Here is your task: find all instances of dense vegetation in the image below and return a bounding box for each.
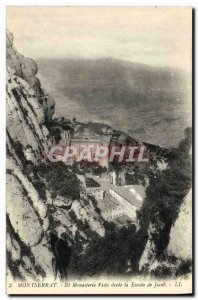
[32,162,80,200]
[68,222,141,276]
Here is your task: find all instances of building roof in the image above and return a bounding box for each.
[125,185,146,201]
[110,184,145,208]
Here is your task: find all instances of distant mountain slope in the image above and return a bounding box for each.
[37,58,191,148]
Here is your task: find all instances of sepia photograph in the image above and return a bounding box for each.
[6,6,192,294]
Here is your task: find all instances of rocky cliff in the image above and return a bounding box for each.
[6,30,105,281]
[138,189,192,277]
[168,188,192,260]
[6,29,55,123]
[6,66,49,163]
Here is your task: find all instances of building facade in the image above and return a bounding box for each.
[86,186,104,201]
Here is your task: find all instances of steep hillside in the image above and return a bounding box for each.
[6,31,105,281]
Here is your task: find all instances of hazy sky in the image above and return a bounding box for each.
[7,7,192,72]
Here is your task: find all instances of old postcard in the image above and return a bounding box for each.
[6,6,193,295]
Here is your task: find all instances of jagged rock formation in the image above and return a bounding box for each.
[6,29,55,122]
[139,189,192,277]
[139,223,158,272]
[6,157,54,280]
[6,29,56,279]
[167,188,192,260]
[51,198,105,240]
[6,30,105,281]
[6,66,49,163]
